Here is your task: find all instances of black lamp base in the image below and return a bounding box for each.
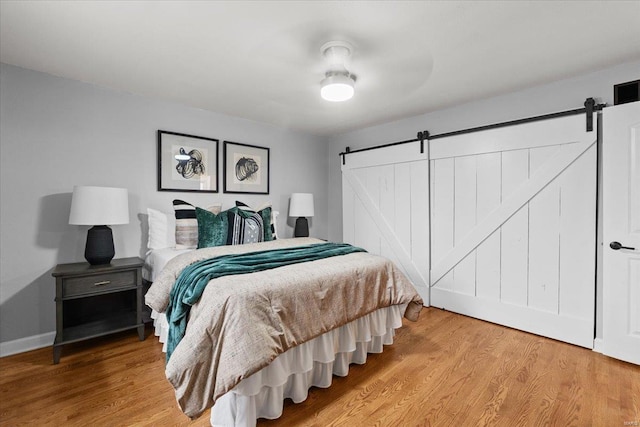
[294,217,309,238]
[85,225,115,265]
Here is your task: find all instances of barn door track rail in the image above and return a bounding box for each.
[340,97,605,165]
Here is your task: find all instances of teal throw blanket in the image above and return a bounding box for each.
[166,242,366,361]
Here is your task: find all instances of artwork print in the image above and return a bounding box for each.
[233,153,262,185]
[157,130,219,193]
[173,145,207,181]
[224,141,269,194]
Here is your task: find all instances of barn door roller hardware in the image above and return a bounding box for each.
[428,97,605,141]
[417,130,430,154]
[341,147,351,165]
[584,97,597,132]
[339,98,604,165]
[339,136,421,165]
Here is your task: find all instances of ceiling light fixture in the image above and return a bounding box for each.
[320,41,355,102]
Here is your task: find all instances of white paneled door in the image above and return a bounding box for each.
[342,113,598,348]
[342,141,430,304]
[342,115,597,348]
[603,101,640,365]
[430,114,597,348]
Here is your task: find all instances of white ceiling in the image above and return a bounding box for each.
[1,1,639,136]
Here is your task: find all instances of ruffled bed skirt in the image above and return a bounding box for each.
[151,303,407,427]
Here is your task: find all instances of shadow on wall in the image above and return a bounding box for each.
[0,193,83,343]
[0,270,56,344]
[36,192,85,261]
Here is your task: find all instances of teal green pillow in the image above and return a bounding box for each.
[196,207,229,248]
[258,206,273,241]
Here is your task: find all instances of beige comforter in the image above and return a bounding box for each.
[146,237,423,418]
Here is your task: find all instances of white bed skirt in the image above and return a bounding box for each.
[151,303,407,427]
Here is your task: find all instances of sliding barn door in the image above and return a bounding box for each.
[342,142,430,304]
[430,114,597,348]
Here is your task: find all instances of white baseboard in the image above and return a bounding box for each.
[592,337,604,353]
[0,331,55,358]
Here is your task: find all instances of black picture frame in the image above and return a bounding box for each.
[223,141,270,194]
[157,130,219,193]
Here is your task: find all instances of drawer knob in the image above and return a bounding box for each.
[94,280,111,286]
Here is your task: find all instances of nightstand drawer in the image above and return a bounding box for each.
[63,271,136,297]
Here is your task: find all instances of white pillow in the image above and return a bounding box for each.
[271,210,279,239]
[147,208,176,250]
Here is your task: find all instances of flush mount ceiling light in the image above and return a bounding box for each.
[321,73,355,102]
[320,41,355,102]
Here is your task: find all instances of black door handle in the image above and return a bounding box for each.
[610,241,635,250]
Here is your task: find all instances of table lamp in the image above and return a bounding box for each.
[289,193,314,237]
[69,186,129,265]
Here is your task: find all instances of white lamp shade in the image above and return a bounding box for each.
[289,193,314,217]
[69,186,130,225]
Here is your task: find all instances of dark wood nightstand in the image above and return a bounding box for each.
[51,257,145,364]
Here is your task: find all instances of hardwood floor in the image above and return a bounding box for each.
[1,307,638,426]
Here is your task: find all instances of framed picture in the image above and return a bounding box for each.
[157,130,219,193]
[223,141,270,194]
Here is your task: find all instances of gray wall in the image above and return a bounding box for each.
[2,59,638,352]
[0,63,328,348]
[327,59,640,339]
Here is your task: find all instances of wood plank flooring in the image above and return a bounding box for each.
[1,307,638,426]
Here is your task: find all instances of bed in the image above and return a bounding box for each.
[144,230,422,426]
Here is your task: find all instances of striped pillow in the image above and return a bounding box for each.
[235,201,277,240]
[226,208,264,245]
[173,199,222,249]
